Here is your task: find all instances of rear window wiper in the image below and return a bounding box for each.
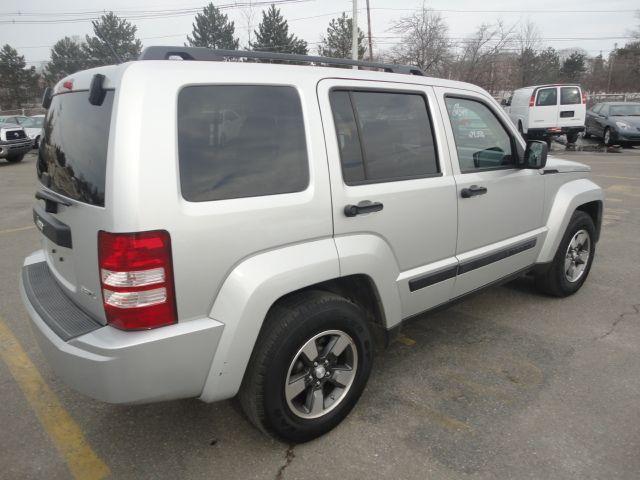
[35,190,71,213]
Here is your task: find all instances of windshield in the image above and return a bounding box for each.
[609,104,640,116]
[22,117,44,128]
[37,91,114,207]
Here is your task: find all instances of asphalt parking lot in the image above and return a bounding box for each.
[1,146,639,480]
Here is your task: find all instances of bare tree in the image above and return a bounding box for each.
[240,1,257,48]
[516,20,541,87]
[388,3,453,76]
[454,21,517,92]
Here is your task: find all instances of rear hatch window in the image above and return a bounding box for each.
[37,91,114,207]
[560,87,581,105]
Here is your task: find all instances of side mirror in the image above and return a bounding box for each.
[523,140,547,169]
[42,87,52,109]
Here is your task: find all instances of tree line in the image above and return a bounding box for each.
[1,3,639,109]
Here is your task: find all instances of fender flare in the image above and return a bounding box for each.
[199,234,404,402]
[199,238,340,402]
[537,178,604,264]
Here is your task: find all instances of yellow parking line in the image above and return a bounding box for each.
[0,318,110,480]
[0,225,35,235]
[396,334,416,346]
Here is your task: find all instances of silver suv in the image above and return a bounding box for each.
[20,48,604,443]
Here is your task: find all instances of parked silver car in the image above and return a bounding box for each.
[21,48,603,442]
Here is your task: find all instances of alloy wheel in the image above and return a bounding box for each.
[285,330,358,419]
[564,229,590,283]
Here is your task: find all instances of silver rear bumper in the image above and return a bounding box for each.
[20,251,224,404]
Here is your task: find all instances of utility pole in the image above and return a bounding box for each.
[352,0,358,67]
[366,0,373,61]
[607,42,617,93]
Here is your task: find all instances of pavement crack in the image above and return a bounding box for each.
[275,444,296,480]
[596,304,640,340]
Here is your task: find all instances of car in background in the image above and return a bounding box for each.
[0,115,30,126]
[504,84,586,145]
[0,122,32,163]
[21,115,44,148]
[584,102,640,146]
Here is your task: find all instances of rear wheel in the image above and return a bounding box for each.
[566,132,579,144]
[535,211,595,297]
[6,154,24,163]
[239,290,373,443]
[583,129,591,139]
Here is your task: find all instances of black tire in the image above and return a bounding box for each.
[6,154,24,163]
[33,136,40,149]
[535,211,596,297]
[239,290,373,443]
[566,132,579,144]
[583,129,591,139]
[603,127,612,146]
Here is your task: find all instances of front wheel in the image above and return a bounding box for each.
[535,211,595,297]
[33,136,40,149]
[239,290,373,443]
[603,128,612,146]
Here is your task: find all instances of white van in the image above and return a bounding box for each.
[505,84,586,144]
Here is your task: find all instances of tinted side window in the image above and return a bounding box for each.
[445,97,514,172]
[178,85,309,202]
[561,87,581,105]
[330,90,439,184]
[591,103,602,114]
[329,91,366,184]
[536,88,557,106]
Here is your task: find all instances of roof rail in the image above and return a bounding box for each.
[138,46,424,76]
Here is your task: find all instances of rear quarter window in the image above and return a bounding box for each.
[177,85,309,202]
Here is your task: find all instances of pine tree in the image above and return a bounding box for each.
[0,45,40,109]
[187,3,239,50]
[318,13,365,59]
[44,37,90,85]
[83,12,143,66]
[251,5,307,54]
[560,52,586,82]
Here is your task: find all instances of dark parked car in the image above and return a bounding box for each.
[584,102,640,146]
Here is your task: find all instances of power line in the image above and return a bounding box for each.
[0,0,318,24]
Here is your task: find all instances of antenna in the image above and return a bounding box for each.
[94,23,124,64]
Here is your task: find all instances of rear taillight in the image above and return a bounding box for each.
[529,93,535,107]
[98,230,177,330]
[581,91,587,104]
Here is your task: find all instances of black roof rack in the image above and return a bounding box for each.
[138,46,424,76]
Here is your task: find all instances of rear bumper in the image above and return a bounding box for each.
[20,251,224,404]
[527,126,584,139]
[0,139,32,158]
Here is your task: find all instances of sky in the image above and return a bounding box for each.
[1,0,638,69]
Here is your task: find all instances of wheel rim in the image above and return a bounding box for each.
[284,329,358,419]
[604,129,610,145]
[564,229,591,283]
